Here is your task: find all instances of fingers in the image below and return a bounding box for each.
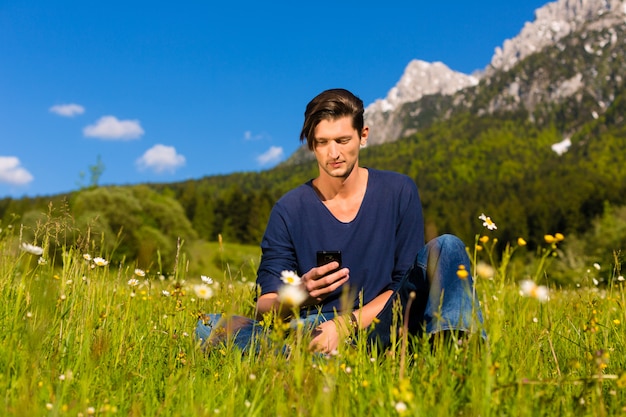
[316,261,341,276]
[308,328,322,352]
[308,334,324,352]
[308,274,349,299]
[303,266,349,297]
[309,322,336,354]
[309,338,331,354]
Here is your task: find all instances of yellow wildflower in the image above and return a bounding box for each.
[456,265,469,280]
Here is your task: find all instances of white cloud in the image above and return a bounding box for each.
[244,131,270,141]
[49,103,85,117]
[136,144,186,173]
[257,146,284,166]
[83,116,144,140]
[0,156,34,185]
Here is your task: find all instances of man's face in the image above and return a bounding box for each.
[312,116,368,180]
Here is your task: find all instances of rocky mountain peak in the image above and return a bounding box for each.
[489,0,626,73]
[364,60,478,145]
[367,60,479,113]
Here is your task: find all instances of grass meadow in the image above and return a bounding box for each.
[1,220,625,417]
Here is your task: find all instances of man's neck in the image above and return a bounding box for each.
[314,165,366,201]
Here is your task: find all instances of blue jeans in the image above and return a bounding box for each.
[195,234,483,352]
[195,311,337,353]
[367,234,484,348]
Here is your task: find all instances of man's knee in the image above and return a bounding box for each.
[429,234,464,253]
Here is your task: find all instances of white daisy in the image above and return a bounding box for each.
[280,270,302,286]
[478,213,498,230]
[194,284,214,300]
[278,283,307,307]
[93,257,108,266]
[519,279,549,302]
[20,242,43,256]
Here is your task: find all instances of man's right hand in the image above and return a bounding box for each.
[255,263,349,319]
[301,262,349,305]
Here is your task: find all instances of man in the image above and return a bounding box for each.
[197,88,483,353]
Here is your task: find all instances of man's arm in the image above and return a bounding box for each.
[352,289,393,328]
[255,293,288,321]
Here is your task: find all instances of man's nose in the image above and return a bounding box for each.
[327,141,339,158]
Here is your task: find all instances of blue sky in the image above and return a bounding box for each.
[1,0,549,198]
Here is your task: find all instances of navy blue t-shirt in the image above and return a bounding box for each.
[256,168,425,316]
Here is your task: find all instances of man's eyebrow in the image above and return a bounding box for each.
[316,135,353,141]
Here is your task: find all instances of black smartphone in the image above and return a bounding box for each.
[316,250,342,274]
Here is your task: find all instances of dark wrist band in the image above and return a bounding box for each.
[348,312,359,332]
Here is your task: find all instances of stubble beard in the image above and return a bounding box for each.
[321,159,358,181]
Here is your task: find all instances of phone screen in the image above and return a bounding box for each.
[316,250,342,273]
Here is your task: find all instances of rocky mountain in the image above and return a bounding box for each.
[488,0,626,73]
[364,60,479,145]
[362,0,626,146]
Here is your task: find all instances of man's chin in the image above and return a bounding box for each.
[328,168,353,180]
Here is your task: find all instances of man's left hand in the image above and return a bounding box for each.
[309,317,350,354]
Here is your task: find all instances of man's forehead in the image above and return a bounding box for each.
[314,117,356,137]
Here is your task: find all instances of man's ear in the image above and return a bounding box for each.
[360,126,369,147]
